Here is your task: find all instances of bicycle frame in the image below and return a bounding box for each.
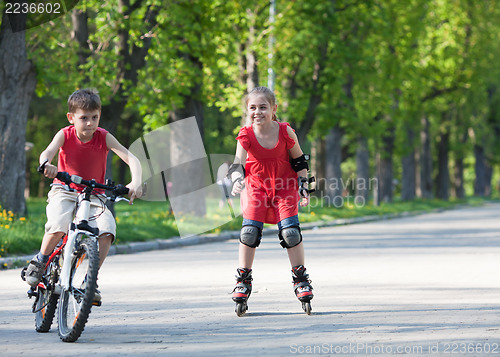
[59,186,100,291]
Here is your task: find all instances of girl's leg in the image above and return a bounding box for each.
[238,243,256,269]
[278,215,305,267]
[286,242,305,267]
[238,218,264,268]
[232,219,263,306]
[278,216,313,304]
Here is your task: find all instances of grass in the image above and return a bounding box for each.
[0,195,497,260]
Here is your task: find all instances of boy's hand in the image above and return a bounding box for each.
[43,163,58,179]
[126,182,143,205]
[300,195,310,207]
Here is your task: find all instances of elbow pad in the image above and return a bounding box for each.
[290,154,310,172]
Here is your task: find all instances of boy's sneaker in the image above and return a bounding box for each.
[93,288,102,305]
[25,258,45,287]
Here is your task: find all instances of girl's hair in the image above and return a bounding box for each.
[245,86,278,121]
[68,88,101,113]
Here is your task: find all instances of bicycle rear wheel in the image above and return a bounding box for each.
[58,237,99,342]
[35,260,60,332]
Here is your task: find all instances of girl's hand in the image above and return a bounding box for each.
[43,163,58,179]
[231,177,245,196]
[300,195,310,207]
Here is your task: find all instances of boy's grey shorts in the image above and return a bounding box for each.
[45,186,116,240]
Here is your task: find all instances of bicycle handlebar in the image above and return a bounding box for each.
[37,159,129,198]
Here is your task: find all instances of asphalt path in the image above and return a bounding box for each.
[1,203,500,356]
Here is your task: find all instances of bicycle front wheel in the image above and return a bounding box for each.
[58,237,99,342]
[35,260,60,332]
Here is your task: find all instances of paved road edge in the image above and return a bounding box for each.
[0,208,452,269]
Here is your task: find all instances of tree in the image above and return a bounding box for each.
[0,3,37,214]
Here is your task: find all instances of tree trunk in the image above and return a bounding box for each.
[474,145,487,196]
[324,124,343,207]
[401,127,416,201]
[452,128,467,198]
[355,135,370,204]
[0,9,37,214]
[435,130,449,200]
[311,138,326,194]
[71,9,89,66]
[377,125,395,203]
[296,42,328,144]
[420,115,433,198]
[245,8,259,94]
[168,53,206,217]
[71,3,157,212]
[485,162,493,197]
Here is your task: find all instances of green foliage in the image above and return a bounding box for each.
[15,0,500,205]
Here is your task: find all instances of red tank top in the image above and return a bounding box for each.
[236,122,299,224]
[54,126,109,191]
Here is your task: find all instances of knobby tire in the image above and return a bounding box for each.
[35,261,60,332]
[58,237,99,342]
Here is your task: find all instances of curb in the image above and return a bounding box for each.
[0,207,448,269]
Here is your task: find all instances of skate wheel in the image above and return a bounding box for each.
[302,302,312,315]
[235,303,247,317]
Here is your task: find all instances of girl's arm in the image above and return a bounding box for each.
[106,133,143,204]
[231,141,247,196]
[286,126,310,207]
[39,129,65,178]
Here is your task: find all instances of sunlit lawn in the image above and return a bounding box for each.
[0,195,497,258]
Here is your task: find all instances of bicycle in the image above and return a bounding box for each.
[21,163,129,342]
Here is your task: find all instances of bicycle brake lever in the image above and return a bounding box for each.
[37,159,49,174]
[110,196,130,203]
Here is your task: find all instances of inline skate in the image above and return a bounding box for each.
[292,265,313,315]
[232,268,252,316]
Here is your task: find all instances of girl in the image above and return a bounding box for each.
[229,86,314,315]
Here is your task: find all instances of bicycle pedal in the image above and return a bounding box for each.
[92,301,102,307]
[27,287,37,298]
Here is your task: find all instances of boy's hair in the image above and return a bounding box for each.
[68,88,101,113]
[245,86,278,121]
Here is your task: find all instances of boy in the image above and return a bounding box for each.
[25,88,143,303]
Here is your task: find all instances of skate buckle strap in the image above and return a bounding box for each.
[294,280,313,290]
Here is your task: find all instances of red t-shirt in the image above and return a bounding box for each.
[53,126,109,191]
[237,122,299,224]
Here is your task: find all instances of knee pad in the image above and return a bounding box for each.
[279,226,302,248]
[240,225,262,248]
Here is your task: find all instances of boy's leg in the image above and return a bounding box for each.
[97,233,113,269]
[25,231,65,287]
[40,231,66,256]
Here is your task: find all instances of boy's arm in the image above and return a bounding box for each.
[106,133,143,204]
[286,126,309,207]
[39,129,65,178]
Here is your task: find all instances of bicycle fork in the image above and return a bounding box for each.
[60,198,94,290]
